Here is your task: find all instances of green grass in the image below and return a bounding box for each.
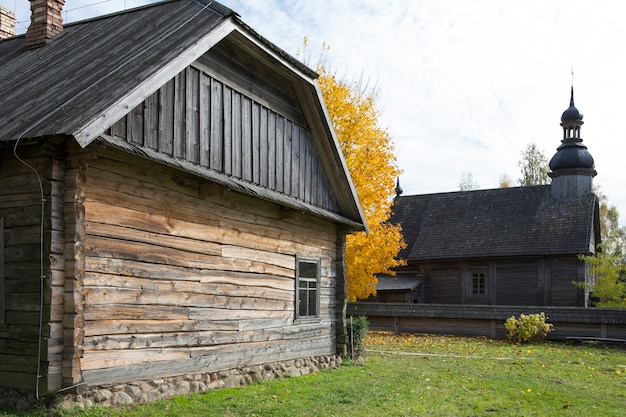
[3,332,626,416]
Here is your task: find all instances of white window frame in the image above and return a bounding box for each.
[295,255,320,321]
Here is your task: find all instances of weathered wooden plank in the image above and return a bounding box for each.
[81,348,190,371]
[84,198,220,240]
[206,78,221,171]
[223,85,233,175]
[304,132,313,204]
[144,90,159,150]
[158,78,175,156]
[173,70,186,159]
[292,123,302,199]
[258,106,269,187]
[185,66,200,164]
[83,287,292,311]
[109,117,126,139]
[86,221,222,257]
[221,246,294,269]
[252,100,261,184]
[283,120,293,195]
[83,322,329,351]
[267,110,276,190]
[83,304,190,321]
[84,257,294,284]
[231,92,242,178]
[127,102,144,145]
[83,274,291,302]
[275,116,284,192]
[82,318,240,337]
[241,95,253,182]
[199,72,210,168]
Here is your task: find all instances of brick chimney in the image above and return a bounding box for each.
[0,6,16,40]
[26,0,65,47]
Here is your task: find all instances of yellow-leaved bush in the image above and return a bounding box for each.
[317,66,406,301]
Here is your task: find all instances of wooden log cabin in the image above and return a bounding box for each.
[0,0,366,407]
[378,88,601,308]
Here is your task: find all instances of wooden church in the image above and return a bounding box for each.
[376,88,601,307]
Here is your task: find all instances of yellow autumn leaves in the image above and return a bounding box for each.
[317,67,406,301]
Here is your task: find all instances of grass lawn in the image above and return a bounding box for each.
[3,332,626,416]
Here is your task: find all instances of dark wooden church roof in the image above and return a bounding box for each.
[392,186,600,261]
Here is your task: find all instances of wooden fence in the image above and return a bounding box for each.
[347,302,626,341]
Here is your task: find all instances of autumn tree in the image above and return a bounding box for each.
[518,142,551,186]
[317,66,406,301]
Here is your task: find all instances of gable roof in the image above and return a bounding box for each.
[392,186,600,261]
[0,0,365,230]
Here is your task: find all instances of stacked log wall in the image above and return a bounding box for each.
[78,145,339,386]
[0,143,65,393]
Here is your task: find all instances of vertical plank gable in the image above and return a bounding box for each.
[107,66,341,214]
[158,79,174,156]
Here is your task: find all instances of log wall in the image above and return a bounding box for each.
[0,143,66,393]
[405,256,586,306]
[76,145,340,387]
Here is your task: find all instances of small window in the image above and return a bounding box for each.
[296,256,320,319]
[472,272,485,295]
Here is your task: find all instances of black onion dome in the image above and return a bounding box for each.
[549,85,594,171]
[561,86,583,122]
[549,141,595,171]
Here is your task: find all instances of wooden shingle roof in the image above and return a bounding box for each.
[392,186,600,261]
[0,0,366,230]
[0,1,233,143]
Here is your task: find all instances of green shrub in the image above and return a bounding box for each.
[504,312,553,343]
[346,316,369,358]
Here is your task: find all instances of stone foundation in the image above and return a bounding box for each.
[0,355,341,410]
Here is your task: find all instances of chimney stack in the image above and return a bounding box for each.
[0,6,16,40]
[26,0,65,47]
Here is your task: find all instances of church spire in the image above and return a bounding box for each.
[548,84,596,199]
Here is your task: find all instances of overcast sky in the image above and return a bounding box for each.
[3,0,625,226]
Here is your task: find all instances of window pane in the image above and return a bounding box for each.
[299,289,308,316]
[308,288,317,316]
[472,272,485,295]
[299,261,317,278]
[296,258,319,318]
